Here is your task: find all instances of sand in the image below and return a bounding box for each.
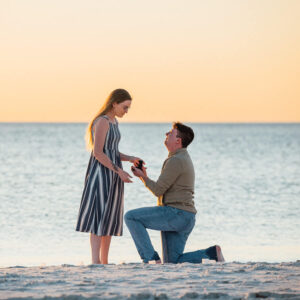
[1,261,299,299]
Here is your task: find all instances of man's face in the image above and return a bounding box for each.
[165,128,180,148]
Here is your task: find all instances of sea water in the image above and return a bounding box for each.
[0,123,299,267]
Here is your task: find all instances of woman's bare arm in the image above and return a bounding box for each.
[119,152,134,162]
[93,117,132,182]
[93,118,120,173]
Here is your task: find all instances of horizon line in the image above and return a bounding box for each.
[1,121,300,125]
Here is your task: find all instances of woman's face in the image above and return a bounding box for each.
[113,100,131,118]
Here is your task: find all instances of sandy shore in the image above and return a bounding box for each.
[1,261,299,299]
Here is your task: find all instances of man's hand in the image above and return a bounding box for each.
[131,165,147,180]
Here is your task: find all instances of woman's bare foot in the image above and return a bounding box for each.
[216,245,225,262]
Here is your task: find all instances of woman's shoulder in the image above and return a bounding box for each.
[101,115,110,121]
[102,115,117,125]
[93,115,110,130]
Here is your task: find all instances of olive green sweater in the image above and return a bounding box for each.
[144,148,197,214]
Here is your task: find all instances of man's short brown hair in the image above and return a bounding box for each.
[173,122,194,148]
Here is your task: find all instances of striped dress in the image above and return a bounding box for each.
[76,115,124,236]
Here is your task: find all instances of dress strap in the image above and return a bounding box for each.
[102,115,117,125]
[93,115,108,128]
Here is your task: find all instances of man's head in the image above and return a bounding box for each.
[164,122,194,152]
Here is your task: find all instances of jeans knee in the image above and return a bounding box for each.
[124,210,134,224]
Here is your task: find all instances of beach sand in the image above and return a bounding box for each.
[1,261,299,299]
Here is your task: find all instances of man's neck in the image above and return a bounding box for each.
[168,146,183,155]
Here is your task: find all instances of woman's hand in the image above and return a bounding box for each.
[118,169,133,183]
[130,157,145,168]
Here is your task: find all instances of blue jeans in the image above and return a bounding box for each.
[124,206,210,263]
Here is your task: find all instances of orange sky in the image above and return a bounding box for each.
[0,0,299,122]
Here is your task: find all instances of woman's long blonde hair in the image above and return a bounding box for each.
[86,89,132,150]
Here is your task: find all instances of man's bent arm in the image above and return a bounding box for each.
[141,157,182,197]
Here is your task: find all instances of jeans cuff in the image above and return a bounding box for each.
[143,251,160,263]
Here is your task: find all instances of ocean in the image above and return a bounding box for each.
[0,123,299,267]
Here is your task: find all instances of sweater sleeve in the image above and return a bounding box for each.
[144,157,182,197]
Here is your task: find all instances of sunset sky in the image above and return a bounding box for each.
[0,0,299,122]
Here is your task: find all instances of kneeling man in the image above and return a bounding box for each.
[125,122,224,264]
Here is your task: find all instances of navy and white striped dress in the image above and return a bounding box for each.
[76,115,124,236]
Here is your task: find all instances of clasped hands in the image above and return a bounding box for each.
[131,158,147,180]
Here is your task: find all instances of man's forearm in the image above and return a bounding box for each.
[141,176,164,197]
[140,173,148,183]
[138,156,180,197]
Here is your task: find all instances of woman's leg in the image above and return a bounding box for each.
[90,233,101,264]
[100,236,112,264]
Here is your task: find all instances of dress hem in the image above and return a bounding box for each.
[75,229,123,237]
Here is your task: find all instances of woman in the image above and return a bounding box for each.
[76,88,141,264]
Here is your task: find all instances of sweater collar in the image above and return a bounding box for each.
[168,148,187,158]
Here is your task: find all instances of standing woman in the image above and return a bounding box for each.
[76,89,141,264]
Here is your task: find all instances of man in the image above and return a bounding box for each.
[125,122,225,264]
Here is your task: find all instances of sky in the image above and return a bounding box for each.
[0,0,299,123]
